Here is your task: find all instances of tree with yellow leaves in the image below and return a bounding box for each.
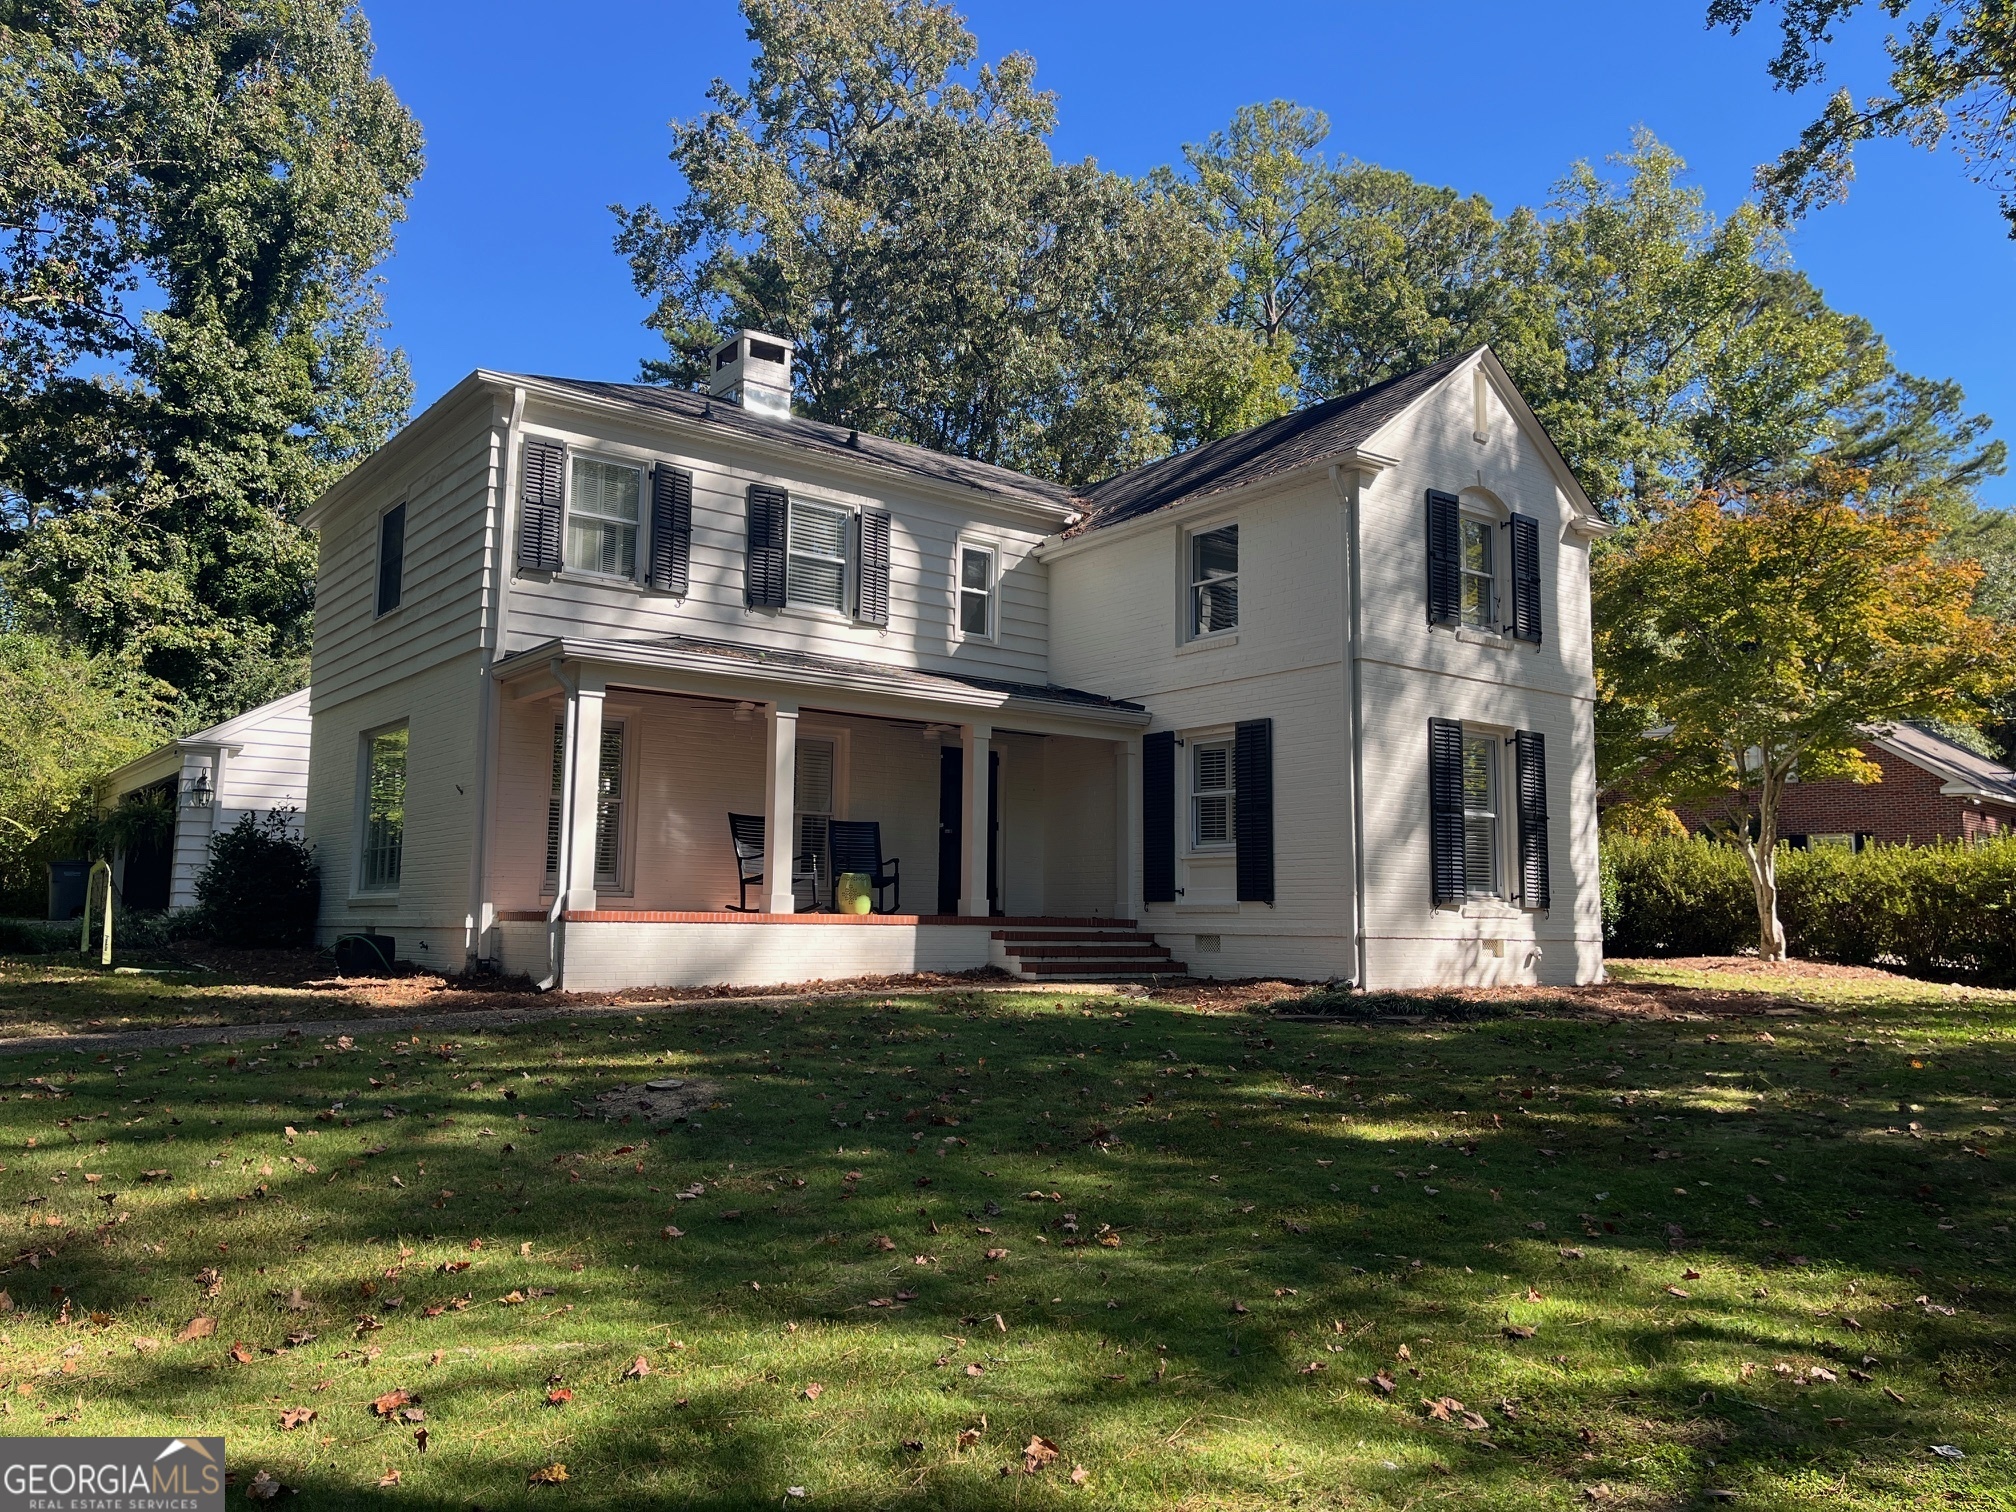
[1595,466,2014,960]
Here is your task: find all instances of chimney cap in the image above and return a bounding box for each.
[707,329,794,419]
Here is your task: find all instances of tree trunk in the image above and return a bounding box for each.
[1740,770,1788,962]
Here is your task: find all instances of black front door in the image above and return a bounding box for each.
[936,746,1001,915]
[119,778,176,913]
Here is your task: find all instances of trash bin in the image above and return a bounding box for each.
[47,860,89,922]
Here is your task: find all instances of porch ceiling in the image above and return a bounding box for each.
[494,633,1149,734]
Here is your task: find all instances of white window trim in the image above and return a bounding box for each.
[784,495,856,617]
[543,709,639,897]
[372,499,407,622]
[1183,520,1240,643]
[352,719,409,899]
[1456,492,1511,636]
[1186,732,1237,856]
[561,449,648,585]
[955,536,999,643]
[1460,726,1506,902]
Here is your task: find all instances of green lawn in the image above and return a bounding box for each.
[0,967,2012,1509]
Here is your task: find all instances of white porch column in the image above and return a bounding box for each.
[958,722,992,917]
[762,700,800,914]
[561,669,606,913]
[1114,736,1141,921]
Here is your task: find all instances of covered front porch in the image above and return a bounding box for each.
[480,635,1157,991]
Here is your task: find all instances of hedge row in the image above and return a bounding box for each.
[1601,834,2016,981]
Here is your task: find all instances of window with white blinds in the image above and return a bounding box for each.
[787,500,851,612]
[1191,739,1234,850]
[1462,731,1500,897]
[546,720,627,889]
[795,737,835,887]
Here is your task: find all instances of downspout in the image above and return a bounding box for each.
[465,386,525,971]
[1330,463,1371,990]
[538,657,581,992]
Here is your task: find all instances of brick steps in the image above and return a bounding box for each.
[989,924,1187,981]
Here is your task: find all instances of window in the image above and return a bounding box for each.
[958,543,995,638]
[1191,739,1235,850]
[795,736,836,890]
[376,503,405,616]
[546,720,627,888]
[566,456,641,578]
[787,498,851,612]
[359,725,408,892]
[1460,517,1495,628]
[1462,731,1500,897]
[1189,524,1238,637]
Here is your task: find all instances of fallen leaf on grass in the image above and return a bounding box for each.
[1022,1436,1060,1473]
[370,1389,414,1418]
[174,1316,216,1344]
[1682,1268,1702,1281]
[1422,1396,1463,1421]
[956,1424,984,1451]
[1298,1361,1327,1374]
[1558,1247,1584,1260]
[246,1469,285,1501]
[438,1260,470,1274]
[227,1341,255,1364]
[1503,1325,1536,1340]
[660,1226,684,1240]
[1070,1465,1089,1485]
[1885,1387,1907,1404]
[377,1470,401,1488]
[546,1387,573,1406]
[965,1363,985,1377]
[1666,1287,1691,1299]
[278,1407,316,1430]
[622,1356,651,1381]
[802,1382,823,1401]
[1370,1370,1397,1395]
[984,1248,1009,1261]
[527,1463,568,1486]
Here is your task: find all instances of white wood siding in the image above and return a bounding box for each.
[503,398,1055,682]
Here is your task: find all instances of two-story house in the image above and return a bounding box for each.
[298,334,1607,991]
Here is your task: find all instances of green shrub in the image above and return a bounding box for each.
[1601,835,1754,957]
[193,811,319,947]
[1604,833,2016,982]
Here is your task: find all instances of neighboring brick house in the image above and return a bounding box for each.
[1677,723,2016,848]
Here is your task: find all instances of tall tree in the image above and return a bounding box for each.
[614,0,1219,486]
[1595,466,2013,959]
[0,1,424,721]
[1708,0,2016,236]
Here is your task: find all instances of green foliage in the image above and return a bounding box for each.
[0,631,178,912]
[614,0,1220,487]
[0,0,424,720]
[1604,833,2016,980]
[1708,0,2016,236]
[193,810,320,947]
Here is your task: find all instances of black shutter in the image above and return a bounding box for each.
[518,438,565,572]
[1234,718,1274,904]
[1426,489,1461,626]
[648,465,692,595]
[1514,728,1550,910]
[1508,512,1542,643]
[1429,717,1466,907]
[746,484,787,608]
[1143,731,1176,905]
[376,502,405,616]
[857,507,891,625]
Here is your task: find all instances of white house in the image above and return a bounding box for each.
[298,335,1607,991]
[94,688,313,913]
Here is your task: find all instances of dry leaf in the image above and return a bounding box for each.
[228,1340,255,1364]
[965,1362,984,1377]
[1070,1465,1089,1485]
[985,1248,1009,1261]
[956,1427,983,1451]
[377,1469,401,1488]
[546,1387,573,1406]
[370,1389,414,1417]
[1023,1435,1060,1473]
[1397,1344,1412,1361]
[174,1316,216,1344]
[661,1225,684,1240]
[1422,1396,1462,1421]
[528,1463,568,1486]
[1371,1370,1397,1395]
[278,1407,317,1431]
[1666,1287,1691,1299]
[803,1382,823,1401]
[622,1356,651,1381]
[1503,1324,1536,1340]
[246,1469,284,1501]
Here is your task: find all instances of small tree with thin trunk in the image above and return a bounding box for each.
[1595,465,2013,961]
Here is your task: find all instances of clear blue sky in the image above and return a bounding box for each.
[365,0,2014,508]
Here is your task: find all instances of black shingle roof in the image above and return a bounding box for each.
[523,376,1079,514]
[1076,348,1476,530]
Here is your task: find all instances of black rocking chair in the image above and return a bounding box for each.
[727,813,822,912]
[827,820,900,914]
